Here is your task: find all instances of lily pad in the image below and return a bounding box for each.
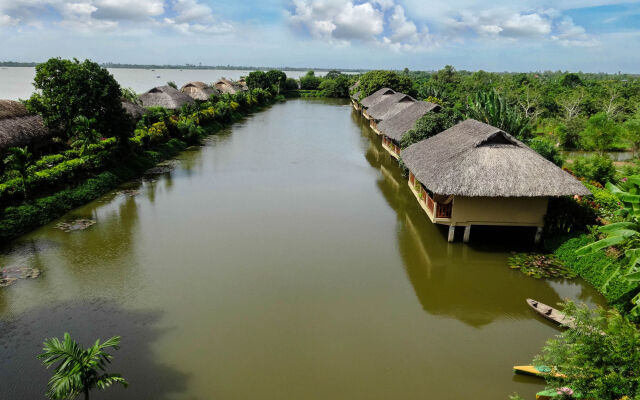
[508,253,577,279]
[0,266,41,287]
[55,219,96,232]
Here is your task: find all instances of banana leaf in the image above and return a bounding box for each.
[599,222,639,233]
[576,234,631,255]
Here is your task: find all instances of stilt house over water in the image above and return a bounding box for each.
[365,93,417,134]
[139,86,195,110]
[378,101,441,159]
[361,88,395,120]
[0,100,51,153]
[401,119,590,243]
[181,82,219,101]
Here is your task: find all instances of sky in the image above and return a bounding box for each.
[1,0,640,72]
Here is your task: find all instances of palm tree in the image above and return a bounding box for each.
[5,146,32,198]
[466,90,532,141]
[71,116,100,155]
[38,333,128,400]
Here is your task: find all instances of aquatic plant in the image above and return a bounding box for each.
[508,253,577,279]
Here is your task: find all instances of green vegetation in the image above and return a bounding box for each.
[38,333,127,400]
[507,253,576,279]
[570,154,616,185]
[0,58,282,241]
[25,58,130,141]
[400,109,460,148]
[356,70,414,98]
[533,301,640,400]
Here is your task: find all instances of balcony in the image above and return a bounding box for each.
[408,172,452,223]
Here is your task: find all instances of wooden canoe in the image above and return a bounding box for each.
[514,365,566,379]
[526,298,576,329]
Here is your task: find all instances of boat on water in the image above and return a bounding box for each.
[514,365,564,379]
[526,298,576,328]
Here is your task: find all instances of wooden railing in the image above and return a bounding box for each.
[436,202,452,219]
[426,194,435,214]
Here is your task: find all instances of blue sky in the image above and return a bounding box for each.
[1,0,639,72]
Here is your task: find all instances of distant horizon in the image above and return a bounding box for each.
[1,61,639,76]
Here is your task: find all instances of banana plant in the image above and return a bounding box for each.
[577,176,640,315]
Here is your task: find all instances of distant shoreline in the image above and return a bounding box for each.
[0,62,367,73]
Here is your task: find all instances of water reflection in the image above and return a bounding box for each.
[0,299,189,400]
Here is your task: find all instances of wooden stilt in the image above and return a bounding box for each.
[448,225,456,243]
[534,226,543,244]
[463,225,471,243]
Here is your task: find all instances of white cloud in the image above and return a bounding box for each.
[0,13,17,26]
[92,0,164,20]
[552,16,599,47]
[288,0,432,50]
[164,0,234,35]
[446,10,552,38]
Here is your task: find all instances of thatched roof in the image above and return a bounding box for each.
[121,100,148,120]
[214,79,244,94]
[0,100,50,151]
[360,88,395,109]
[366,93,416,121]
[349,81,360,99]
[180,81,220,101]
[402,119,590,197]
[378,101,441,142]
[139,86,194,109]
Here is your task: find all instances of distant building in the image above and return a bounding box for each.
[360,88,395,120]
[364,93,416,133]
[180,82,220,101]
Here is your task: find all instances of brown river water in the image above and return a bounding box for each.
[0,98,603,399]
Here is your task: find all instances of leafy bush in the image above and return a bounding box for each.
[584,182,623,219]
[283,78,299,91]
[529,136,564,167]
[357,70,414,98]
[300,71,321,90]
[570,155,616,185]
[400,109,458,148]
[318,75,350,98]
[581,112,622,153]
[543,196,597,237]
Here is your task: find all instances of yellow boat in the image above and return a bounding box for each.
[514,365,565,379]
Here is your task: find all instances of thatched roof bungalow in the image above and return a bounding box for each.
[349,81,361,110]
[379,101,440,159]
[401,119,590,243]
[139,86,195,110]
[0,100,52,153]
[365,93,416,133]
[180,81,219,101]
[360,88,395,119]
[214,79,244,95]
[121,100,148,120]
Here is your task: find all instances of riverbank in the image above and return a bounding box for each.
[0,92,280,242]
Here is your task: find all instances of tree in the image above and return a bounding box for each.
[245,71,270,91]
[25,58,129,143]
[624,118,640,154]
[560,73,583,88]
[4,146,32,198]
[265,70,287,94]
[299,70,321,90]
[38,333,128,400]
[324,70,342,80]
[582,112,622,154]
[570,154,616,185]
[283,78,299,91]
[357,70,414,98]
[318,75,350,98]
[533,301,640,400]
[71,116,101,155]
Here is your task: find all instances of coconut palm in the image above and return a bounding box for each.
[71,116,100,155]
[5,146,32,198]
[466,90,532,141]
[38,333,128,400]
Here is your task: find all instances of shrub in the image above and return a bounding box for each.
[357,70,414,98]
[543,196,597,237]
[400,109,458,148]
[570,155,616,185]
[283,78,299,91]
[529,136,564,167]
[299,71,321,90]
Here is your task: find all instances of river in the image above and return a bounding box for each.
[0,98,603,399]
[0,67,326,101]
